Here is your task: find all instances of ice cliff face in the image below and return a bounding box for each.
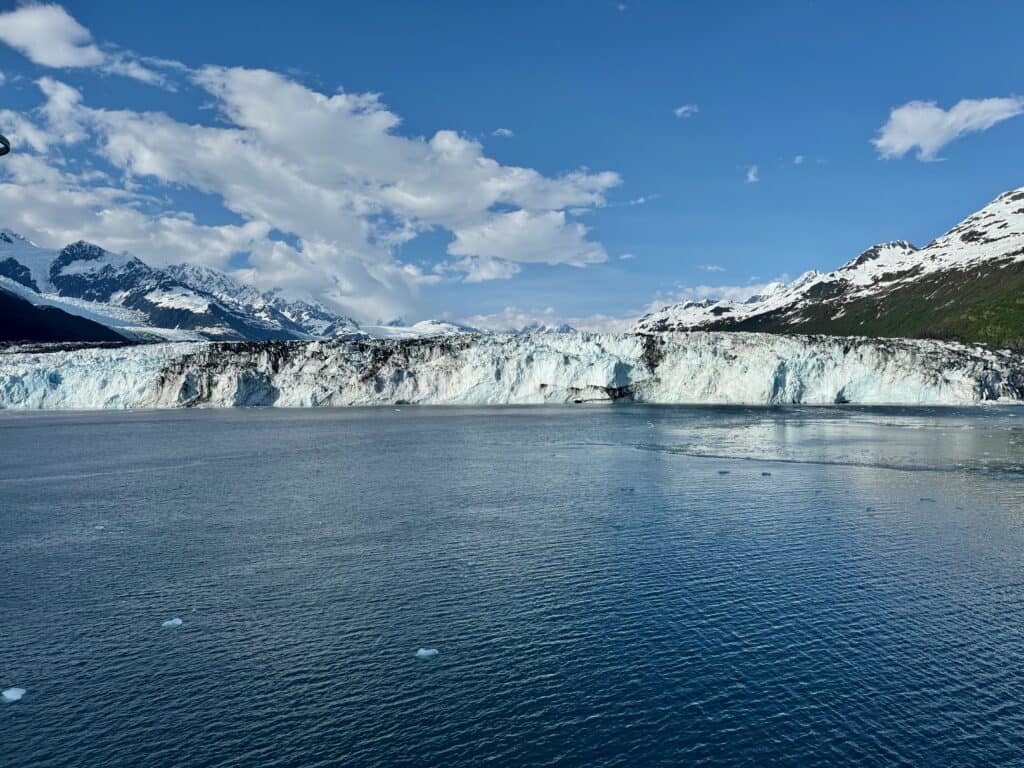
[1,333,1022,409]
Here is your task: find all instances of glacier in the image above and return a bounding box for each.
[1,332,1022,409]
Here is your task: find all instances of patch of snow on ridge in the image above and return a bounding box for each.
[362,320,479,339]
[56,251,136,276]
[0,229,57,291]
[144,287,212,313]
[835,241,920,288]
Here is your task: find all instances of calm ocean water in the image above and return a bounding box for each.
[2,406,1024,767]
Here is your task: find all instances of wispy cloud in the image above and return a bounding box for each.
[673,103,699,119]
[0,4,104,67]
[793,154,804,165]
[619,253,635,260]
[745,165,759,184]
[873,96,1024,161]
[492,127,514,138]
[697,264,725,272]
[0,3,170,86]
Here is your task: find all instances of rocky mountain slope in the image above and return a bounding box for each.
[1,332,1021,408]
[637,188,1024,348]
[0,231,359,342]
[0,286,128,343]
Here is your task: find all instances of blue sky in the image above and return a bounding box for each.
[1,1,1022,328]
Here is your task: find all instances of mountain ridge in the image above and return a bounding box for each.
[0,232,359,342]
[636,187,1024,348]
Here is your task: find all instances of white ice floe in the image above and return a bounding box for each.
[415,648,439,659]
[161,618,183,628]
[2,687,25,703]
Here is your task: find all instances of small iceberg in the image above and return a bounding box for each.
[2,688,25,703]
[161,618,183,628]
[415,648,439,660]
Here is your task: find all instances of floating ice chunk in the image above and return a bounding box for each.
[161,618,183,628]
[94,524,105,530]
[2,688,25,703]
[415,648,439,659]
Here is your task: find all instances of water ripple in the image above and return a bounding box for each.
[2,406,1024,766]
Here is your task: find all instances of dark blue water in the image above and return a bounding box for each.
[3,406,1024,767]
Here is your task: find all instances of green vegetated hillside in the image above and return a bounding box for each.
[721,259,1024,349]
[637,187,1024,349]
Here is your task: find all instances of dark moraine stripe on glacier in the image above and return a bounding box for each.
[143,333,1024,407]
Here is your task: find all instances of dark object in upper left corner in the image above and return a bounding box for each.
[0,134,10,157]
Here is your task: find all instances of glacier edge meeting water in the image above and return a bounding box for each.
[1,331,1023,409]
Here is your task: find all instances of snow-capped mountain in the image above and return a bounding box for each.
[513,321,578,335]
[637,188,1024,348]
[360,319,480,339]
[0,230,56,292]
[1,332,1021,408]
[0,231,359,342]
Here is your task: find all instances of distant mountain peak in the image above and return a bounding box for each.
[0,229,30,245]
[635,185,1024,348]
[1,234,359,342]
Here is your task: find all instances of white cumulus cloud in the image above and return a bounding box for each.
[0,4,169,86]
[745,165,759,184]
[0,3,104,67]
[673,104,699,119]
[873,96,1024,161]
[447,209,607,269]
[0,61,619,319]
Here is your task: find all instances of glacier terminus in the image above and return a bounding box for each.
[1,332,1022,409]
